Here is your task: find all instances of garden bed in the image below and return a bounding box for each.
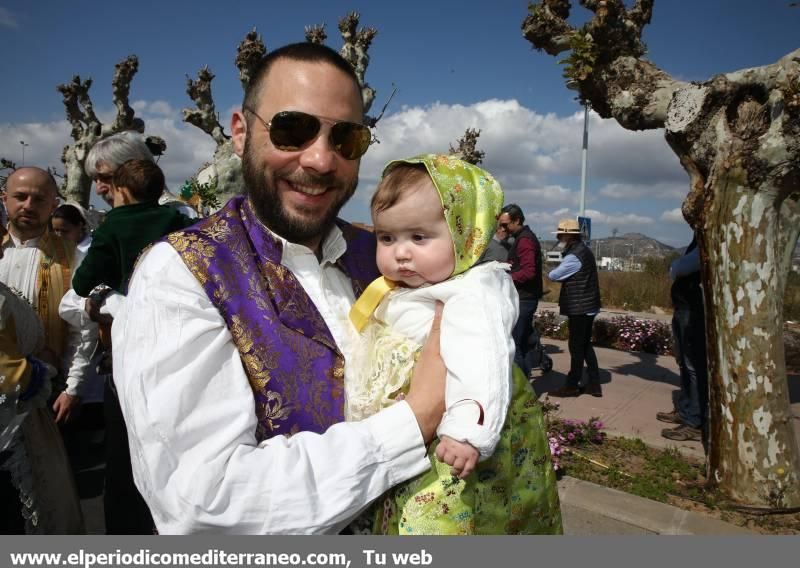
[543,400,800,534]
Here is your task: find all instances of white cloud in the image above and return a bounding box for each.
[3,96,696,245]
[586,210,655,227]
[0,121,72,171]
[0,6,18,28]
[598,181,687,200]
[661,207,685,223]
[132,100,176,117]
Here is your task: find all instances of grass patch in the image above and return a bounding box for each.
[556,435,800,534]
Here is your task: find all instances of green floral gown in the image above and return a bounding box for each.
[351,322,563,535]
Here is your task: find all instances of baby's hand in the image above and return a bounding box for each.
[435,435,479,479]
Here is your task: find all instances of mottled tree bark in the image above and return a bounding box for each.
[523,0,800,507]
[58,55,143,206]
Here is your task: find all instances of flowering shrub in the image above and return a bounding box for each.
[610,315,672,355]
[535,310,673,356]
[534,310,569,340]
[541,398,605,471]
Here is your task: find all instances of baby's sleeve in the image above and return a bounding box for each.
[435,268,519,460]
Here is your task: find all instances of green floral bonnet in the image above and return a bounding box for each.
[380,153,505,277]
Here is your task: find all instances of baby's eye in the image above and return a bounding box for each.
[412,234,427,242]
[377,234,394,244]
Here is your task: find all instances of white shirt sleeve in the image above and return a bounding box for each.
[433,266,518,460]
[112,243,431,534]
[59,291,93,398]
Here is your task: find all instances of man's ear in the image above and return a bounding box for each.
[231,110,247,157]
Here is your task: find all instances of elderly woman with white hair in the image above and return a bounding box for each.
[60,130,190,534]
[85,131,197,218]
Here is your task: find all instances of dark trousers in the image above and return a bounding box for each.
[566,314,599,388]
[672,308,708,428]
[512,299,539,376]
[104,378,154,534]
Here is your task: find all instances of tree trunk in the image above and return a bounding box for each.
[62,142,94,205]
[522,0,800,509]
[702,165,800,507]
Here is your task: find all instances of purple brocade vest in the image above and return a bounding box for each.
[167,196,379,442]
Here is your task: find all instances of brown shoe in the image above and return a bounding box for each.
[548,386,582,397]
[661,424,702,442]
[656,410,682,424]
[584,383,603,397]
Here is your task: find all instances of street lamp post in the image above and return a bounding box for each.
[20,141,29,166]
[578,102,589,218]
[566,81,590,220]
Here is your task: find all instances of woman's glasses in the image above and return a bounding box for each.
[93,172,114,184]
[244,107,372,160]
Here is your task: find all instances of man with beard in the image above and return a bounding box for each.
[0,168,91,424]
[113,42,446,534]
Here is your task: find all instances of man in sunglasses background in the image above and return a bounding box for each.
[112,42,446,534]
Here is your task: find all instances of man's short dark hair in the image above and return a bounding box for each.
[113,159,165,202]
[502,203,524,224]
[242,42,363,122]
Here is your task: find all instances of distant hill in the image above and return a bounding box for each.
[540,232,678,260]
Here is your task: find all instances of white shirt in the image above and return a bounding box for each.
[112,229,431,534]
[346,262,518,459]
[0,234,90,397]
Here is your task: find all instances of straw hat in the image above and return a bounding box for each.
[552,218,581,235]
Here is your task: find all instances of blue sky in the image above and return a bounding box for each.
[1,0,798,246]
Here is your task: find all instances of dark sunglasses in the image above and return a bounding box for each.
[93,172,114,184]
[244,107,372,160]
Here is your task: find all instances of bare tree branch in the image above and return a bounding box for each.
[57,55,145,205]
[522,0,575,56]
[107,55,140,134]
[449,128,485,165]
[305,24,327,44]
[235,29,267,92]
[183,66,228,147]
[338,11,377,116]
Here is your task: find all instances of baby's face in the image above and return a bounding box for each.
[373,178,455,288]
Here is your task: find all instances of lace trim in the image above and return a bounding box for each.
[345,321,421,422]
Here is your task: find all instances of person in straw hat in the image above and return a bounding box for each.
[546,218,602,397]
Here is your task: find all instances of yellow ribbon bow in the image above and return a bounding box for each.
[349,276,398,332]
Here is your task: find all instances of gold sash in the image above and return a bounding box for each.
[34,232,75,366]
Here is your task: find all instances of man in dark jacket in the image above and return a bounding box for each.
[657,236,706,442]
[497,204,543,376]
[547,218,602,397]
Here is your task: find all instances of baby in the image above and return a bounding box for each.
[346,154,561,535]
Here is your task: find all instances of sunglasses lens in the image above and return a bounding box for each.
[269,111,321,151]
[330,122,371,160]
[267,110,370,159]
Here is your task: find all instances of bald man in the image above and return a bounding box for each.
[1,167,90,423]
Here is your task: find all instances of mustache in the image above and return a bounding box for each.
[282,172,340,189]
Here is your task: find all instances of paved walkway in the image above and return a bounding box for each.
[531,329,799,534]
[531,337,800,460]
